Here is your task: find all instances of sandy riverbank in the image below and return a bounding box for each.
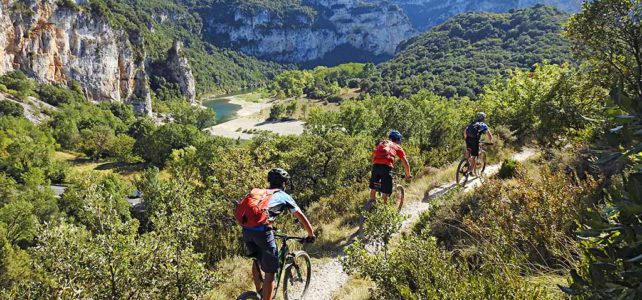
[204,95,305,139]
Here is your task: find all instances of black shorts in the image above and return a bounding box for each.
[466,138,480,157]
[369,164,393,195]
[243,229,279,273]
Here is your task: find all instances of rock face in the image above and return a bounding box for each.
[202,0,416,63]
[0,0,152,114]
[165,41,196,104]
[392,0,582,30]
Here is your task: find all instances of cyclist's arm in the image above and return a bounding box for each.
[463,128,468,139]
[401,156,412,178]
[293,211,315,237]
[486,130,494,143]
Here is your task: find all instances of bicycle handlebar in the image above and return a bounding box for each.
[390,171,406,178]
[480,141,494,145]
[273,232,314,243]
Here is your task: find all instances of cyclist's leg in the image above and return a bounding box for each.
[243,230,264,293]
[245,229,279,300]
[466,139,480,175]
[368,165,382,204]
[252,260,262,293]
[380,166,394,205]
[263,273,275,300]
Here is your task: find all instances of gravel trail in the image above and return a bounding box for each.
[304,148,537,300]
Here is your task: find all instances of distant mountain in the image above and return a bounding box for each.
[361,5,573,99]
[196,0,416,64]
[392,0,582,30]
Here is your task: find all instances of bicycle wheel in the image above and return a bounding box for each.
[392,184,404,211]
[283,251,312,300]
[456,159,470,187]
[236,291,260,300]
[477,151,487,176]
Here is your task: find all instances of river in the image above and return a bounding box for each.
[201,89,256,124]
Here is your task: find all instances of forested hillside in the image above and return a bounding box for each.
[1,0,641,299]
[392,0,581,30]
[362,5,572,99]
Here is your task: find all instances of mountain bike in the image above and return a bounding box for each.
[456,141,493,187]
[371,171,406,211]
[236,233,313,300]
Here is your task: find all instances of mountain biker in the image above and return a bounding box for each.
[464,112,494,175]
[367,130,412,208]
[240,168,315,300]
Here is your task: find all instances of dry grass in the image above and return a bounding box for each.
[54,151,147,182]
[331,276,375,300]
[206,256,255,300]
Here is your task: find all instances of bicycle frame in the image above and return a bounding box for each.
[254,233,303,299]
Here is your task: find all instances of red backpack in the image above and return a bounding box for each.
[235,188,278,227]
[373,140,395,161]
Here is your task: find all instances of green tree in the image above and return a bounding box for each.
[566,0,642,113]
[0,117,57,182]
[0,101,23,117]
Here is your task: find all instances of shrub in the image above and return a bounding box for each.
[430,167,600,268]
[497,158,522,179]
[0,72,34,100]
[0,101,24,117]
[36,83,85,106]
[342,236,549,299]
[361,204,404,252]
[269,102,286,120]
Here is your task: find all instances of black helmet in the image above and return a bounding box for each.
[268,168,290,186]
[475,112,486,122]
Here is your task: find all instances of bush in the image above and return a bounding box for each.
[269,102,286,120]
[361,204,404,252]
[36,84,85,106]
[497,158,522,179]
[0,101,23,117]
[430,167,600,268]
[0,72,34,100]
[342,236,549,299]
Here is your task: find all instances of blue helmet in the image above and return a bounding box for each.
[389,130,403,142]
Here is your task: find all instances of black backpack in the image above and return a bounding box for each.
[465,122,482,140]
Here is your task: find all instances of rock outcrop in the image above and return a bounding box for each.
[0,0,152,114]
[165,41,196,104]
[392,0,582,30]
[202,0,416,63]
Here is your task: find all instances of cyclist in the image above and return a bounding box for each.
[239,168,315,300]
[366,130,412,209]
[463,112,494,175]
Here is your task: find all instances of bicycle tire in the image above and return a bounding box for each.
[393,184,404,211]
[478,151,487,177]
[283,251,312,300]
[236,291,260,300]
[456,159,470,187]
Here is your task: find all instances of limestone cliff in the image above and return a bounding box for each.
[0,0,153,114]
[165,41,196,104]
[392,0,582,30]
[202,0,416,63]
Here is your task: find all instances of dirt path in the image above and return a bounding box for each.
[304,148,537,300]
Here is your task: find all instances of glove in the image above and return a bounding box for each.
[304,235,316,244]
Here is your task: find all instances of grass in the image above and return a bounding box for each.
[54,151,149,182]
[331,276,375,300]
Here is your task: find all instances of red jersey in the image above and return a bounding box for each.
[372,140,406,168]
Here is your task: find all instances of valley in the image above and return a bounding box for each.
[0,1,641,299]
